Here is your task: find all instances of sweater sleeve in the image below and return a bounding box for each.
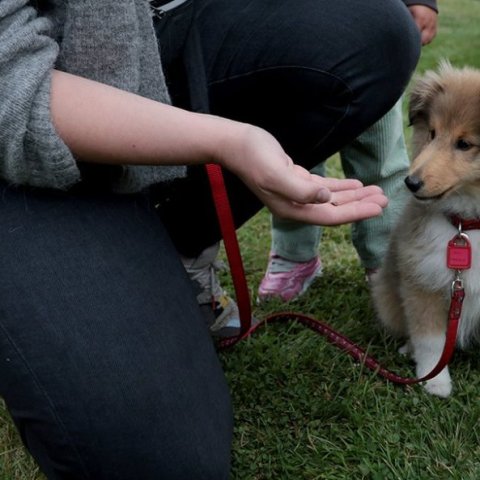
[0,0,80,189]
[402,0,438,13]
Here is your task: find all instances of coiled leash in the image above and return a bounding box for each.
[206,163,468,385]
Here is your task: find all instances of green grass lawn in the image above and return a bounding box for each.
[2,1,480,479]
[223,2,480,479]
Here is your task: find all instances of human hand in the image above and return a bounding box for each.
[216,124,388,226]
[408,5,438,45]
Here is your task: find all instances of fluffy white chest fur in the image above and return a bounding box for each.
[410,213,480,347]
[373,203,480,397]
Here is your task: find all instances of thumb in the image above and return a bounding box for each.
[266,164,332,204]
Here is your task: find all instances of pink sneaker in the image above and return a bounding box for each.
[257,253,322,302]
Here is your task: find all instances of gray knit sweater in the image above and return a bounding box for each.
[0,0,185,192]
[1,0,437,192]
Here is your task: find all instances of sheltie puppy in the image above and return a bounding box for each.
[372,62,480,397]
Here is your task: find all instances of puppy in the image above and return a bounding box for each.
[371,62,480,397]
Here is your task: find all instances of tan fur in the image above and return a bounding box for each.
[408,62,480,198]
[371,62,480,397]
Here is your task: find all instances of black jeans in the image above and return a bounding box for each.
[154,0,421,257]
[0,186,232,480]
[0,1,420,479]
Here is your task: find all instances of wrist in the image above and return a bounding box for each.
[206,115,252,171]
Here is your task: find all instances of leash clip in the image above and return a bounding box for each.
[457,220,463,236]
[455,220,471,244]
[451,271,464,297]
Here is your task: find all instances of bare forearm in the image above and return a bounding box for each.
[49,70,388,226]
[50,70,242,167]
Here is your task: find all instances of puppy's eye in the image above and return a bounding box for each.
[429,129,436,140]
[455,139,472,151]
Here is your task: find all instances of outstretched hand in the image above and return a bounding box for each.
[218,124,388,226]
[248,164,388,226]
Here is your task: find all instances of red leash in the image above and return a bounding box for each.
[206,163,465,385]
[205,164,252,348]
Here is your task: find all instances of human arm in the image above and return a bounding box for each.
[50,70,387,226]
[2,1,386,226]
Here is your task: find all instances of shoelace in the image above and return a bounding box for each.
[187,260,226,304]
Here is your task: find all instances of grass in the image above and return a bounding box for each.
[1,1,480,478]
[222,2,480,479]
[221,215,480,479]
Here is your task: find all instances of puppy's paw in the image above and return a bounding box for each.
[418,367,452,397]
[413,336,452,397]
[423,377,452,398]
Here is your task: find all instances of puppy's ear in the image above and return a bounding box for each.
[408,70,444,126]
[408,63,451,159]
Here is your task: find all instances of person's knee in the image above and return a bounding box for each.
[337,0,421,133]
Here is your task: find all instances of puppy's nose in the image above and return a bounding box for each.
[404,175,424,193]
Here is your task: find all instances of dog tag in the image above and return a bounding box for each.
[447,234,471,270]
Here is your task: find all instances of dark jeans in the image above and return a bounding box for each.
[0,1,420,479]
[0,186,232,479]
[154,0,421,257]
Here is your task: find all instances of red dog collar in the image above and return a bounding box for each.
[450,215,480,231]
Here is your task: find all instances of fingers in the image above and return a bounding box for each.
[320,201,385,225]
[266,187,388,226]
[231,126,387,224]
[271,199,386,226]
[269,173,382,208]
[257,164,387,224]
[315,187,332,203]
[421,28,436,46]
[309,175,364,192]
[329,185,387,206]
[261,166,366,206]
[259,167,333,205]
